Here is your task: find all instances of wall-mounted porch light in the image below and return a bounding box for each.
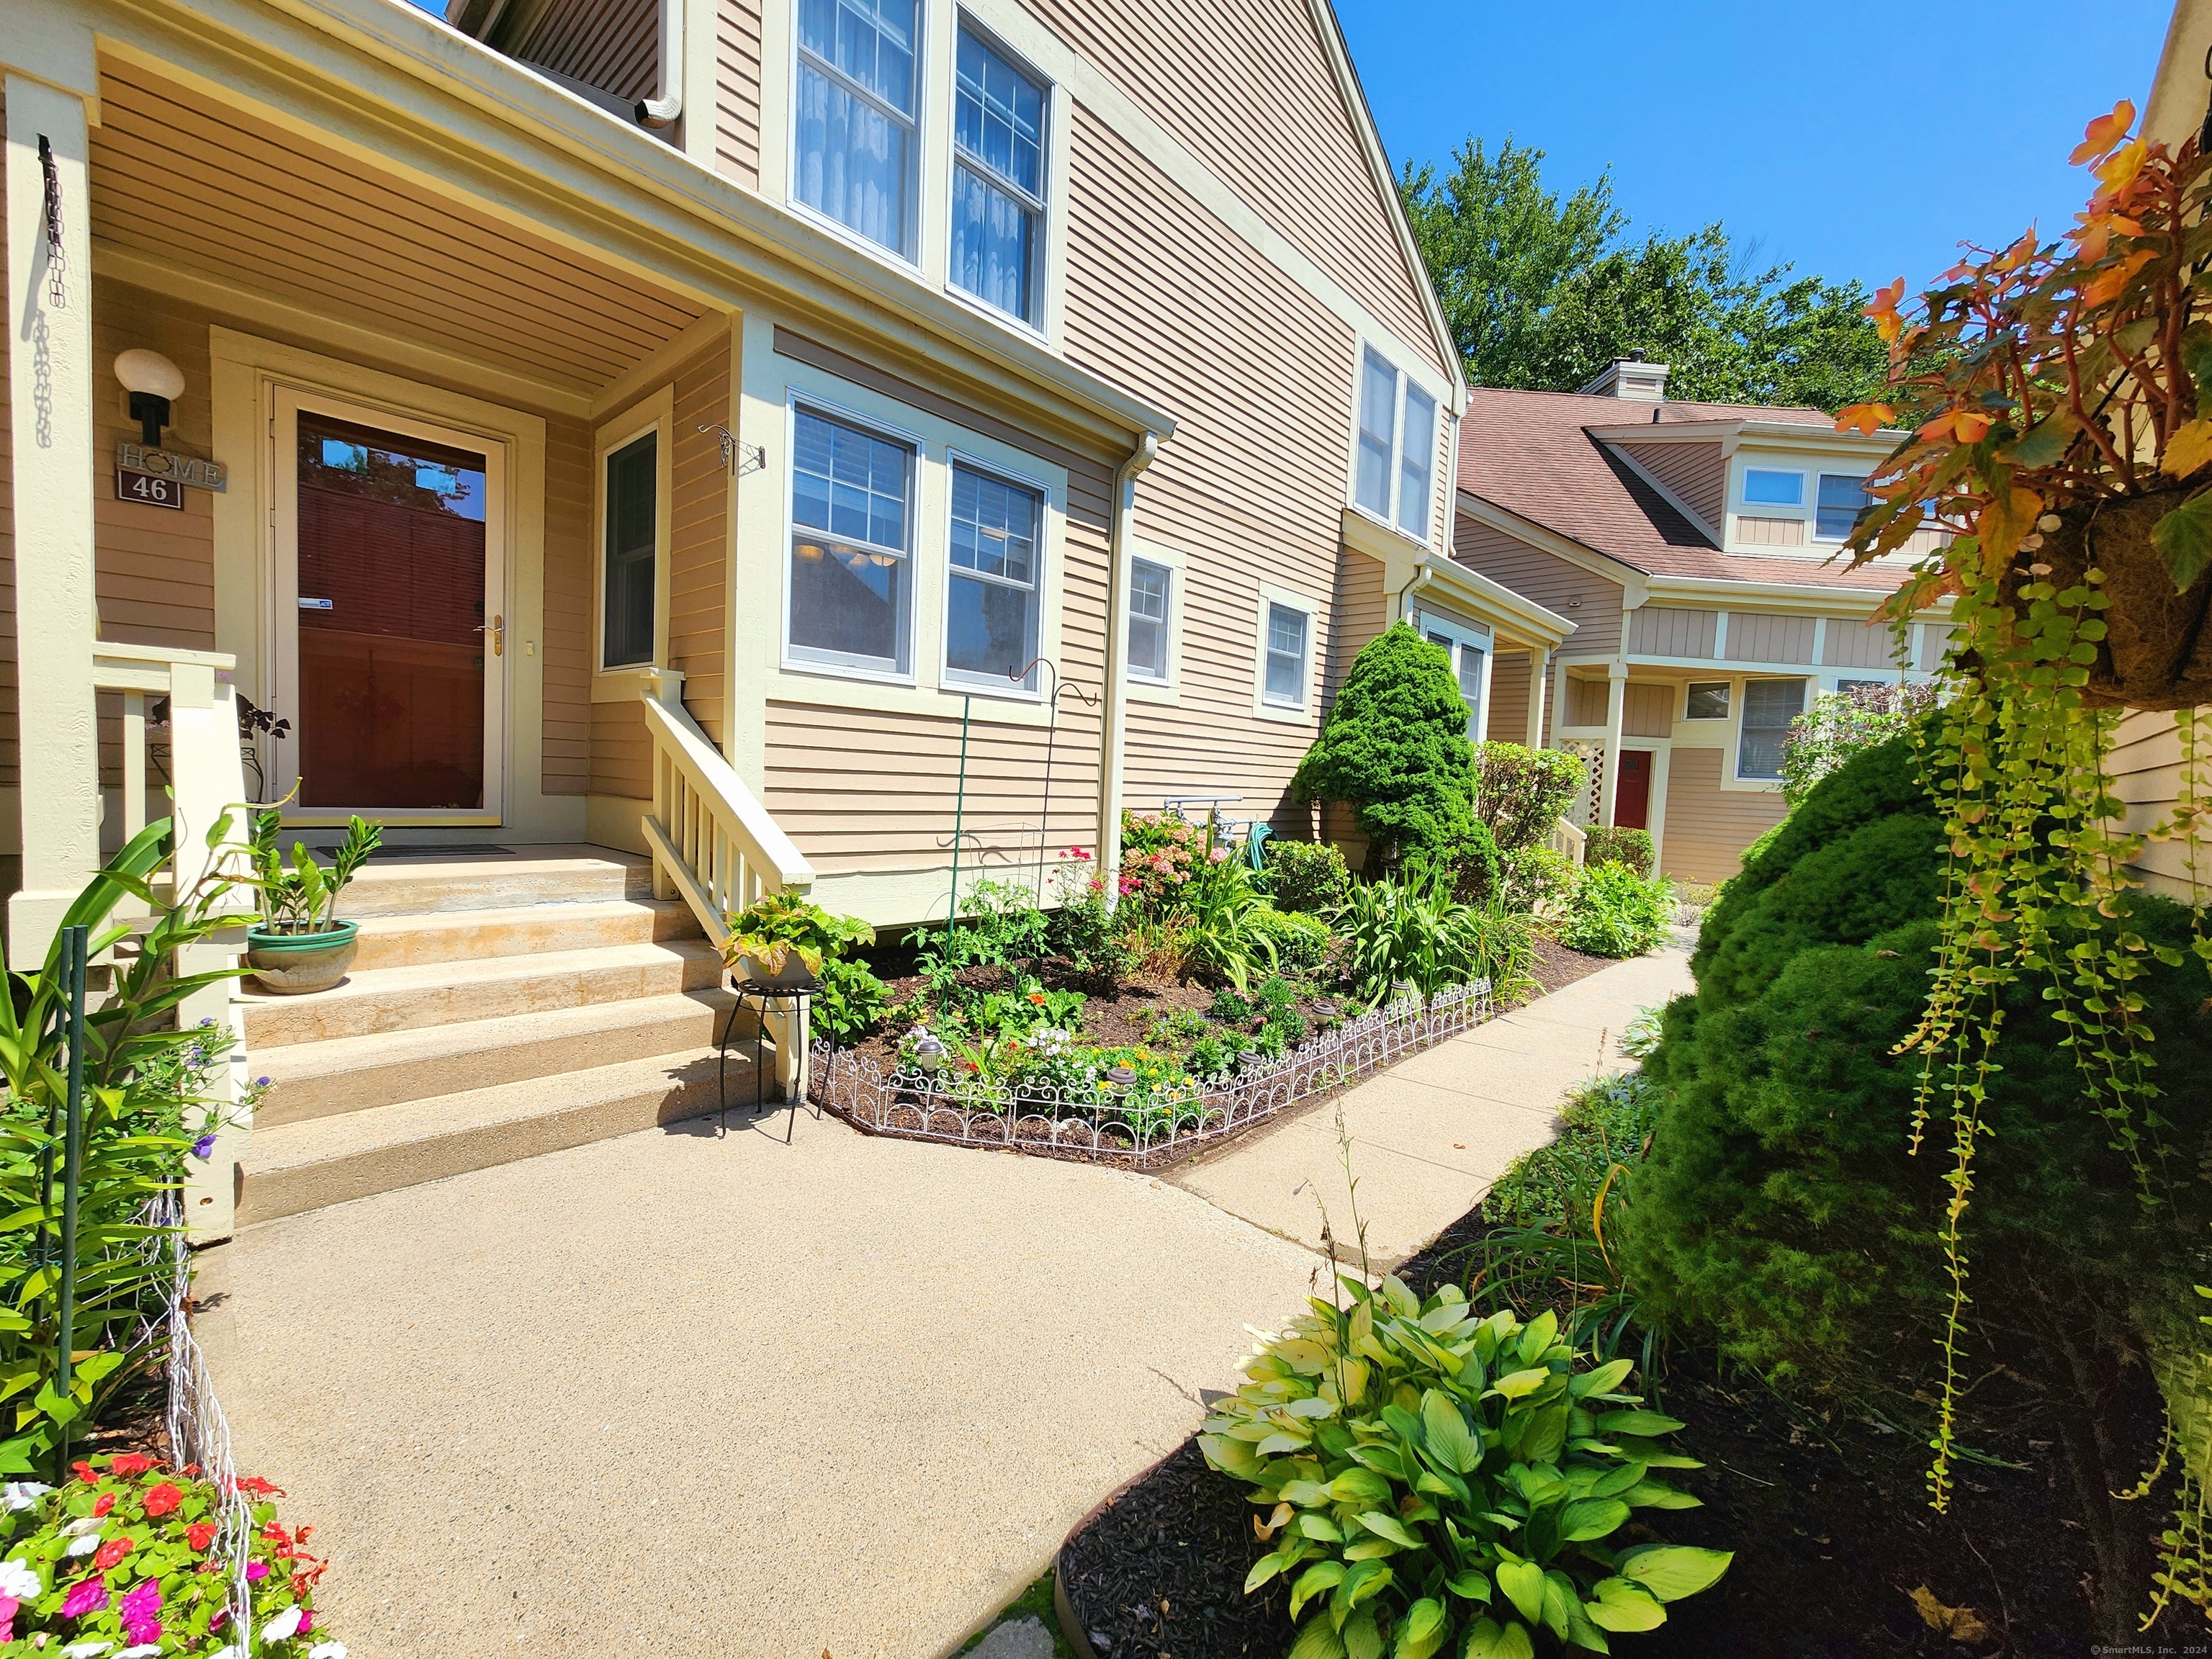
[113,349,185,447]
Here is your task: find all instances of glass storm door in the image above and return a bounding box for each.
[273,393,505,815]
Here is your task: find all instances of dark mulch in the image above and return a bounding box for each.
[1056,1210,2124,1658]
[66,1364,174,1469]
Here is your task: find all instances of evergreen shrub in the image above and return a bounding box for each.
[1581,827,1654,876]
[1473,742,1586,852]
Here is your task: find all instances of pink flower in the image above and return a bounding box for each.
[300,1608,315,1635]
[0,1592,17,1641]
[60,1577,108,1619]
[1208,847,1230,863]
[246,1561,269,1583]
[120,1578,161,1645]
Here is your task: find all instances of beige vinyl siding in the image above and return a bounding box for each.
[1727,611,1816,665]
[1736,516,1807,548]
[0,304,11,791]
[1064,107,1350,830]
[543,418,592,796]
[1565,678,1609,728]
[1452,516,1624,655]
[1627,606,1715,660]
[511,0,660,103]
[1916,621,1958,670]
[590,698,652,799]
[1822,614,1908,670]
[1660,747,1787,884]
[1622,683,1672,739]
[89,61,705,399]
[1616,439,1724,531]
[715,0,765,188]
[669,338,730,748]
[1022,0,1444,378]
[1326,552,1388,706]
[1485,652,1530,744]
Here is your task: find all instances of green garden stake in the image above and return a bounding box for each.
[54,924,88,1485]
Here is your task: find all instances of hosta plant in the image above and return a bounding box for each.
[1201,1277,1729,1657]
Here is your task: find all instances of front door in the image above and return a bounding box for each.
[271,391,505,816]
[1614,750,1653,830]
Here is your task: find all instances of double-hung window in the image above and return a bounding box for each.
[1421,619,1486,737]
[1737,678,1807,781]
[1128,557,1172,683]
[788,407,915,675]
[1353,349,1437,538]
[945,462,1043,690]
[794,0,920,259]
[1815,473,1872,541]
[601,433,657,668]
[951,27,1047,327]
[1263,602,1309,709]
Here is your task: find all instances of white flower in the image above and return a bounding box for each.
[62,1643,113,1659]
[2,1482,50,1512]
[64,1532,102,1557]
[261,1604,305,1641]
[0,1557,40,1598]
[117,1647,163,1658]
[208,1647,243,1659]
[308,1645,348,1659]
[59,1515,104,1537]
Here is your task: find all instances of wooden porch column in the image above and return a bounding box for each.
[1526,647,1550,748]
[5,59,100,967]
[1598,664,1628,829]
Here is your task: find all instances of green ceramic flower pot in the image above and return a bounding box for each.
[246,920,359,995]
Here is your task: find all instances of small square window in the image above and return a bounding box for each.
[1264,601,1308,707]
[1685,681,1730,720]
[1816,473,1872,540]
[1128,558,1172,683]
[1743,469,1804,507]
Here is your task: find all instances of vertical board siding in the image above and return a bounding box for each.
[1617,439,1724,531]
[1727,612,1816,665]
[1822,614,1907,669]
[715,0,765,188]
[1735,516,1807,548]
[1453,516,1623,655]
[1660,748,1787,884]
[1022,0,1444,377]
[1565,678,1609,728]
[1626,606,1715,659]
[0,279,14,791]
[1622,683,1672,739]
[1917,621,1959,670]
[1485,652,1530,744]
[544,416,593,796]
[1064,107,1352,830]
[512,0,660,103]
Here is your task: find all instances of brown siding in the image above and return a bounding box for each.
[1736,516,1807,547]
[544,418,593,796]
[1486,652,1530,745]
[1452,515,1624,655]
[1617,439,1723,531]
[1565,677,1609,728]
[511,0,659,103]
[715,0,765,189]
[1728,611,1816,665]
[1622,683,1672,739]
[1822,614,1906,670]
[1627,606,1715,659]
[1661,747,1786,884]
[1025,0,1444,377]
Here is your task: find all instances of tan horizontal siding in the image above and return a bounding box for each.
[715,0,765,189]
[1822,614,1907,669]
[1622,683,1672,739]
[1617,439,1723,531]
[1627,606,1715,659]
[513,0,659,102]
[1728,611,1815,665]
[1454,515,1624,655]
[544,417,593,796]
[2114,708,2204,900]
[1027,0,1444,377]
[1661,747,1786,885]
[669,338,730,749]
[1486,652,1531,744]
[591,695,652,799]
[1326,552,1388,708]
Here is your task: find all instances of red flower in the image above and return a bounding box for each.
[185,1522,217,1552]
[91,1494,115,1519]
[107,1455,157,1478]
[142,1483,182,1518]
[70,1462,96,1485]
[235,1477,283,1497]
[92,1537,133,1571]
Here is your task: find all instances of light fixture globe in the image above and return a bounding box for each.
[112,349,184,446]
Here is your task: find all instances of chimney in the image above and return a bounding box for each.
[1576,351,1671,402]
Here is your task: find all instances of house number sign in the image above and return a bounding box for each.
[116,441,227,493]
[114,468,184,511]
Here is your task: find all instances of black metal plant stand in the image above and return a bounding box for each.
[716,984,815,1143]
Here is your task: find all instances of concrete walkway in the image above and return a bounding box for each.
[1168,943,1691,1264]
[192,945,1690,1659]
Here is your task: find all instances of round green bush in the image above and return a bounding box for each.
[1263,840,1353,916]
[1557,863,1672,958]
[1249,905,1331,976]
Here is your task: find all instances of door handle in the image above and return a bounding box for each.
[477,615,504,657]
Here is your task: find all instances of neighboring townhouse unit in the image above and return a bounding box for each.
[0,0,1484,1229]
[1452,359,1950,884]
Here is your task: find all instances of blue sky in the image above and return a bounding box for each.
[1336,0,2175,297]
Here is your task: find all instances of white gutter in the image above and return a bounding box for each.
[636,0,682,127]
[1097,431,1161,898]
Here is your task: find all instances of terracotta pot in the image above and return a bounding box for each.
[246,920,359,994]
[2015,493,2212,711]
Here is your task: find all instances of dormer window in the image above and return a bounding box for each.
[1742,468,1804,507]
[1816,473,1872,541]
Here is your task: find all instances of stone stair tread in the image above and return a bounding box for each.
[336,844,655,917]
[240,938,720,1007]
[347,898,701,968]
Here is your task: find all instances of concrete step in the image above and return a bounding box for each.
[240,940,723,1047]
[235,1047,781,1228]
[349,899,702,971]
[253,988,756,1125]
[336,845,655,919]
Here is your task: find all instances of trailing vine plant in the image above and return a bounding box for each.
[1834,102,2212,1624]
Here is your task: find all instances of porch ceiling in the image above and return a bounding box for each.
[88,56,708,411]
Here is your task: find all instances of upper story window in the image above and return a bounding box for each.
[951,26,1047,328]
[945,462,1043,690]
[1353,349,1436,539]
[788,406,915,675]
[602,433,657,668]
[1742,468,1804,508]
[1737,677,1806,781]
[1128,557,1172,683]
[1816,473,1872,541]
[795,0,920,260]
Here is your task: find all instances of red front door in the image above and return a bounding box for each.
[1614,750,1653,830]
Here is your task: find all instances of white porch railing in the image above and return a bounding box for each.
[91,642,253,1241]
[1546,817,1587,867]
[638,686,816,1094]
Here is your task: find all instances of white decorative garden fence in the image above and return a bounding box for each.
[809,979,1492,1169]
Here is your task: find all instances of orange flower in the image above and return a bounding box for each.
[1834,403,1896,437]
[2082,248,2157,309]
[1917,409,1995,446]
[2069,99,2136,165]
[1865,277,1908,343]
[2094,138,2150,195]
[1028,990,1047,1004]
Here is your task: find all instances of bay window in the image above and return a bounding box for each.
[788,407,915,675]
[794,0,920,259]
[951,27,1047,327]
[945,462,1043,689]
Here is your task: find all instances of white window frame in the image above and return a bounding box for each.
[788,0,930,269]
[1411,608,1493,740]
[1682,679,1731,721]
[1125,538,1184,703]
[1252,582,1318,720]
[1346,343,1442,548]
[782,394,925,685]
[1732,675,1807,786]
[944,15,1051,333]
[1813,471,1874,544]
[940,448,1049,698]
[590,386,673,693]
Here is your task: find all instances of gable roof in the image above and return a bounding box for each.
[1455,386,1897,590]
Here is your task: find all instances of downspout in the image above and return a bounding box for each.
[636,0,684,127]
[1097,431,1161,903]
[1393,560,1433,626]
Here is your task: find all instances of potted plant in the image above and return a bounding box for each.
[243,811,382,994]
[720,891,873,992]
